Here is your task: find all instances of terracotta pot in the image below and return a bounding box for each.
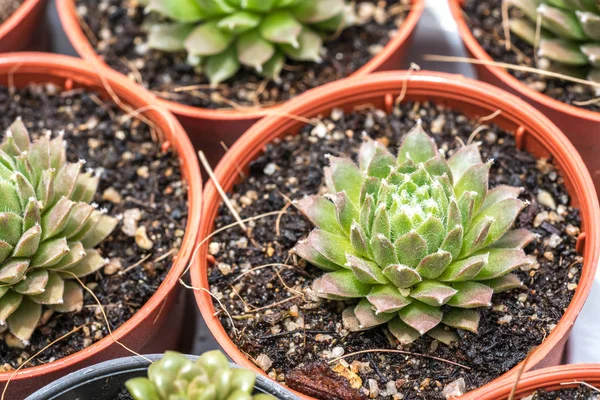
[191,71,600,400]
[27,354,299,400]
[448,0,600,194]
[56,0,425,166]
[0,53,202,399]
[0,0,48,53]
[477,364,600,399]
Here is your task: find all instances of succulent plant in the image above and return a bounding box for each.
[126,350,276,400]
[506,0,600,83]
[0,119,117,344]
[294,124,535,344]
[141,0,354,85]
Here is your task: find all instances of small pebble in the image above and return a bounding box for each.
[497,315,513,325]
[256,354,273,371]
[208,242,220,255]
[311,123,328,138]
[547,234,562,248]
[331,346,345,358]
[102,187,121,204]
[368,379,380,398]
[566,224,580,236]
[135,226,154,250]
[136,165,149,179]
[263,163,277,176]
[217,263,232,276]
[104,258,122,275]
[443,378,466,399]
[568,282,578,291]
[537,190,556,209]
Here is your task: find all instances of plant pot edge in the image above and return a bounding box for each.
[0,0,46,53]
[191,70,600,400]
[55,0,425,123]
[0,52,203,398]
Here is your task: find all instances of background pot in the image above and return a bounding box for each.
[448,0,600,195]
[56,0,425,167]
[0,0,48,53]
[191,71,600,400]
[477,364,600,400]
[0,53,202,399]
[26,354,299,400]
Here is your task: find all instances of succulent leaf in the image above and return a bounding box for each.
[297,124,531,342]
[145,0,353,84]
[126,350,274,400]
[507,0,600,80]
[0,121,117,344]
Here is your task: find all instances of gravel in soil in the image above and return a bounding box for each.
[0,83,188,370]
[208,102,582,399]
[0,0,24,24]
[462,0,600,112]
[530,386,600,400]
[75,0,410,110]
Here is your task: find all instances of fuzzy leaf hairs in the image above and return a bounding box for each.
[506,0,600,83]
[126,350,276,400]
[0,119,117,344]
[139,0,355,85]
[294,123,535,344]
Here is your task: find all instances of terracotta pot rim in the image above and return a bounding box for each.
[0,53,202,382]
[448,0,600,123]
[191,70,600,400]
[56,0,425,121]
[478,364,600,399]
[0,0,41,43]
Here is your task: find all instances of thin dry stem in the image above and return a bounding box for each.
[502,0,512,51]
[468,125,489,145]
[477,109,502,124]
[1,325,86,400]
[423,55,600,89]
[559,381,600,393]
[276,201,293,237]
[534,13,542,65]
[574,97,600,106]
[119,253,152,276]
[395,63,421,107]
[329,349,471,370]
[232,294,302,316]
[508,350,535,400]
[178,281,239,338]
[233,263,298,283]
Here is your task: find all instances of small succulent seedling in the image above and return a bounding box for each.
[506,0,600,83]
[294,124,535,344]
[0,119,117,344]
[141,0,354,85]
[126,350,276,400]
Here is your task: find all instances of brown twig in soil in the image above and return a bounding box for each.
[178,210,285,281]
[7,63,22,98]
[423,55,600,89]
[76,11,99,45]
[276,201,293,237]
[118,253,152,276]
[120,57,145,87]
[468,124,489,145]
[559,381,600,393]
[233,294,302,317]
[233,263,301,283]
[1,325,86,400]
[89,93,117,120]
[574,97,600,106]
[174,83,225,92]
[508,349,535,400]
[501,0,512,51]
[328,349,472,370]
[152,248,178,264]
[58,271,152,363]
[258,329,334,340]
[477,109,502,124]
[177,281,239,338]
[231,285,255,312]
[198,150,260,249]
[275,268,305,298]
[395,63,421,107]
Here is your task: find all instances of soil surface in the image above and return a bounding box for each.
[75,0,410,109]
[208,102,582,399]
[0,0,24,24]
[530,385,600,400]
[462,0,600,112]
[0,84,188,370]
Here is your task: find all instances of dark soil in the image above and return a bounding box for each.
[0,84,188,370]
[75,0,410,109]
[208,102,582,399]
[530,385,600,400]
[462,0,600,112]
[0,0,23,24]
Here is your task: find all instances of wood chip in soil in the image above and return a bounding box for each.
[462,0,600,112]
[208,102,582,399]
[0,83,188,370]
[74,0,410,109]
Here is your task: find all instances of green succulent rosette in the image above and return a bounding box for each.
[126,350,276,400]
[506,0,600,82]
[294,124,535,344]
[140,0,354,85]
[0,119,117,344]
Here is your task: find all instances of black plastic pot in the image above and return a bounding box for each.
[26,354,299,400]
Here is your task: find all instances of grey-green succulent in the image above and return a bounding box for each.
[126,350,276,400]
[506,0,600,82]
[0,119,117,344]
[294,124,535,344]
[141,0,354,85]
